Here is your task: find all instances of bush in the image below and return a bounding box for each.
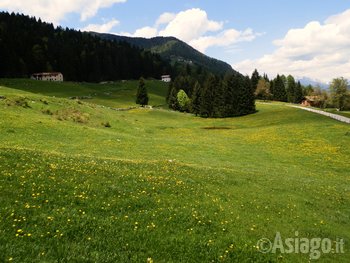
[72,112,89,123]
[40,98,49,105]
[177,90,191,112]
[42,109,53,115]
[54,108,89,124]
[6,96,31,108]
[102,121,111,128]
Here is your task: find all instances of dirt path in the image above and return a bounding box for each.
[290,105,350,124]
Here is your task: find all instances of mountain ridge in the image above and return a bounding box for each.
[91,33,236,76]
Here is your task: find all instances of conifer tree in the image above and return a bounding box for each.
[294,81,304,104]
[200,75,216,117]
[236,75,255,115]
[273,75,287,102]
[191,81,201,116]
[136,77,149,106]
[166,81,173,104]
[251,69,260,92]
[286,75,296,103]
[246,75,256,113]
[270,79,275,97]
[212,76,225,117]
[239,75,256,115]
[223,73,239,116]
[168,84,180,110]
[263,73,269,82]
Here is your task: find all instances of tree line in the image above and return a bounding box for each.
[164,73,255,118]
[136,69,349,117]
[251,69,350,111]
[252,70,303,103]
[0,12,172,82]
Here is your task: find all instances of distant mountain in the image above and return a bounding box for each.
[298,77,329,89]
[92,33,235,76]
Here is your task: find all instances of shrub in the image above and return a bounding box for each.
[102,121,111,128]
[72,112,89,123]
[6,96,31,108]
[42,109,53,115]
[40,98,49,105]
[177,89,191,112]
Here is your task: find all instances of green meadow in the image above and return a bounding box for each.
[0,79,349,262]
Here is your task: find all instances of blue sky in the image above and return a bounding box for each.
[1,0,350,82]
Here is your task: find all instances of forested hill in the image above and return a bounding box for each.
[92,33,235,76]
[0,12,172,82]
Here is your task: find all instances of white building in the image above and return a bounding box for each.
[31,72,63,82]
[161,75,171,82]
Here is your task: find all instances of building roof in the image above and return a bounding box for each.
[32,72,62,76]
[304,96,320,102]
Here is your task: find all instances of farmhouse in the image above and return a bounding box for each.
[161,75,171,82]
[301,96,321,107]
[31,72,63,82]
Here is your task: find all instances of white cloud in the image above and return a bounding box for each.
[158,8,223,42]
[0,0,126,24]
[120,26,158,38]
[133,26,158,38]
[189,28,256,53]
[121,8,258,53]
[234,9,350,83]
[155,12,176,27]
[82,19,119,33]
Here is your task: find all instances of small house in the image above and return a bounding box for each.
[161,75,171,82]
[301,96,321,107]
[31,72,63,82]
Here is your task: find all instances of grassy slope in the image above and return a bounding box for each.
[0,80,350,262]
[0,78,168,108]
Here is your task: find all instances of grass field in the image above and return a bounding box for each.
[0,78,168,108]
[0,79,349,262]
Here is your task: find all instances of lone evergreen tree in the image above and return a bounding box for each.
[136,77,149,106]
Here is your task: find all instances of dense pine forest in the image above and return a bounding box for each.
[167,73,256,118]
[0,12,172,82]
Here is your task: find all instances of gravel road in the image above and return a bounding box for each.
[290,105,350,124]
